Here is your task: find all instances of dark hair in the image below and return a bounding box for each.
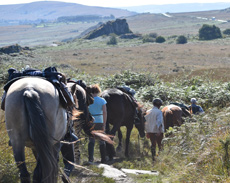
[152,98,163,107]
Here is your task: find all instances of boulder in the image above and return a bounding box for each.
[0,44,30,54]
[83,19,132,39]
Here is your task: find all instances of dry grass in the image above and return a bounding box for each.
[30,37,230,80]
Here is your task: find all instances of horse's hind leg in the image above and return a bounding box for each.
[125,127,132,158]
[116,128,122,153]
[12,144,30,183]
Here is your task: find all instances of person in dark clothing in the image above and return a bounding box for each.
[189,98,204,115]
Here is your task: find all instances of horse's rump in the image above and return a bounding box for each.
[5,77,67,183]
[162,104,183,131]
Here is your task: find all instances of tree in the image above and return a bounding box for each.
[223,29,230,35]
[176,35,187,44]
[107,35,117,45]
[199,24,222,40]
[156,36,166,43]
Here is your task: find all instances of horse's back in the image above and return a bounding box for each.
[101,88,133,126]
[162,104,183,131]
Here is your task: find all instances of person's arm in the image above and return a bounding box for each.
[156,111,163,133]
[102,104,107,131]
[199,106,204,114]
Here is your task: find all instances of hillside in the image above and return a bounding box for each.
[122,2,230,13]
[126,8,230,35]
[0,1,136,21]
[1,6,230,47]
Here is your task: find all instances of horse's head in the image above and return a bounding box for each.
[134,104,145,138]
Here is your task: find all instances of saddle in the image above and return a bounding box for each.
[117,86,138,108]
[1,67,74,110]
[170,102,189,111]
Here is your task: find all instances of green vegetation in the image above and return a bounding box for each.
[223,28,230,35]
[1,69,230,182]
[176,35,187,44]
[199,24,222,40]
[142,35,155,43]
[156,36,166,43]
[107,35,117,45]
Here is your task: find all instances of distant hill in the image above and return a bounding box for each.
[0,1,136,21]
[121,3,230,13]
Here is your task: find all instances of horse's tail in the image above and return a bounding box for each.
[23,89,58,183]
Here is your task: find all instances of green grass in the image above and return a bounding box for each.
[1,63,230,182]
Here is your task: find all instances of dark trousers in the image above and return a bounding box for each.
[61,143,75,176]
[88,123,106,162]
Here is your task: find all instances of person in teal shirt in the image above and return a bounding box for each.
[88,84,107,164]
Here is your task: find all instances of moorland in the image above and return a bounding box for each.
[1,7,230,183]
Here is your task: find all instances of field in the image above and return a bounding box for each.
[1,9,230,183]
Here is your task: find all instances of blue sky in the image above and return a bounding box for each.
[1,0,230,7]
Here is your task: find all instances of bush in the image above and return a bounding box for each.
[199,24,222,40]
[102,70,156,90]
[142,35,155,43]
[176,35,187,44]
[223,29,230,35]
[148,33,158,38]
[107,35,117,45]
[156,36,166,43]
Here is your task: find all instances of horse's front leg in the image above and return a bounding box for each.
[12,144,30,183]
[105,124,119,161]
[116,128,122,153]
[125,127,132,158]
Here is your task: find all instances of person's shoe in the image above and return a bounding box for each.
[87,160,94,165]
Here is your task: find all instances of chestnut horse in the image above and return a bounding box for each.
[162,104,191,132]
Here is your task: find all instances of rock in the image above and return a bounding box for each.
[0,44,31,54]
[83,19,132,39]
[121,168,159,175]
[98,164,127,179]
[120,33,142,39]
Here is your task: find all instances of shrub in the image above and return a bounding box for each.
[156,36,166,43]
[142,35,155,43]
[102,70,156,90]
[148,33,158,38]
[223,29,230,35]
[199,24,222,40]
[107,35,117,45]
[176,35,187,44]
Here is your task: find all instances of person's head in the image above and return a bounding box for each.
[191,98,197,104]
[152,98,163,108]
[91,84,101,95]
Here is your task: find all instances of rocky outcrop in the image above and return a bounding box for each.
[0,44,30,54]
[83,19,132,39]
[119,33,142,39]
